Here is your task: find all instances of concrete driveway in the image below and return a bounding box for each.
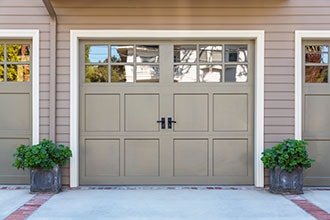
[1,186,330,220]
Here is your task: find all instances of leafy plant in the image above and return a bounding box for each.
[13,139,72,170]
[261,138,315,172]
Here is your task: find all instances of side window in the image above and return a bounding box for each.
[84,44,160,83]
[304,44,328,83]
[0,42,31,82]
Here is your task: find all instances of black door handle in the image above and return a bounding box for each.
[157,117,166,129]
[168,117,176,129]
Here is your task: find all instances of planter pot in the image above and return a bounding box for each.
[30,165,62,193]
[269,166,303,194]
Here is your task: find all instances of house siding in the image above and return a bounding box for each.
[2,0,330,185]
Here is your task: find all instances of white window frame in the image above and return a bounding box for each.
[0,30,39,144]
[295,31,330,140]
[70,30,264,187]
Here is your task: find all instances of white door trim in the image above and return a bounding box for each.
[0,30,39,145]
[70,30,265,187]
[295,31,330,140]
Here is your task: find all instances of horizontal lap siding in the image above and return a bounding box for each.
[49,0,330,184]
[1,0,51,140]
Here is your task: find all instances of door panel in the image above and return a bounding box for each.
[213,94,248,131]
[174,94,208,132]
[125,94,159,132]
[173,139,208,177]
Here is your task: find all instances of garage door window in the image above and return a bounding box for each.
[304,45,328,83]
[0,43,31,82]
[174,44,248,83]
[84,44,160,83]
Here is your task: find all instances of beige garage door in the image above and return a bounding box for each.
[0,41,31,184]
[303,42,330,186]
[79,41,254,185]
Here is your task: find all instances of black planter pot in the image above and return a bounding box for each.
[269,166,304,194]
[30,165,62,193]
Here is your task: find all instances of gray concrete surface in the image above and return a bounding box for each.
[27,189,316,220]
[303,190,330,214]
[0,190,34,219]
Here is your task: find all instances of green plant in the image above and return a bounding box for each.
[261,138,315,172]
[13,139,72,170]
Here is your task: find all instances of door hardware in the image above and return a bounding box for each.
[157,117,166,129]
[167,117,176,129]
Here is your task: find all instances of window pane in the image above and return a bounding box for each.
[305,45,328,64]
[85,45,108,63]
[136,45,159,63]
[0,65,3,81]
[136,65,159,82]
[225,64,248,82]
[7,64,30,82]
[0,44,4,62]
[199,65,222,82]
[174,45,197,63]
[199,45,222,62]
[111,45,134,63]
[85,64,108,82]
[7,44,30,62]
[305,66,328,83]
[174,65,197,82]
[111,65,132,82]
[225,45,248,62]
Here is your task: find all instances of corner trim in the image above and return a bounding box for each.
[70,30,264,187]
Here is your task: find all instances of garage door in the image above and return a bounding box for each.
[79,41,254,185]
[0,41,31,184]
[303,42,330,186]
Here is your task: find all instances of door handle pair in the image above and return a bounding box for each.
[157,117,176,129]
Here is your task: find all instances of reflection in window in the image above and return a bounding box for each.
[85,45,108,63]
[0,65,3,82]
[85,44,159,83]
[305,66,328,83]
[0,44,4,62]
[85,65,108,82]
[305,45,329,83]
[136,65,159,82]
[174,65,197,82]
[111,65,131,83]
[199,45,222,63]
[305,45,328,64]
[199,65,222,82]
[225,65,248,82]
[136,45,159,63]
[174,45,197,63]
[0,43,31,82]
[225,45,248,62]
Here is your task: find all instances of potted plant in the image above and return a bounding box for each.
[261,138,314,194]
[13,139,72,193]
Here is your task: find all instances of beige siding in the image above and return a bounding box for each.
[0,0,51,140]
[50,0,330,158]
[3,0,329,185]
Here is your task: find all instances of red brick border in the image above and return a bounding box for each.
[287,196,330,220]
[4,193,53,220]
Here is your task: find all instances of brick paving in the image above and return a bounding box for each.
[287,195,330,220]
[2,186,330,220]
[4,193,53,220]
